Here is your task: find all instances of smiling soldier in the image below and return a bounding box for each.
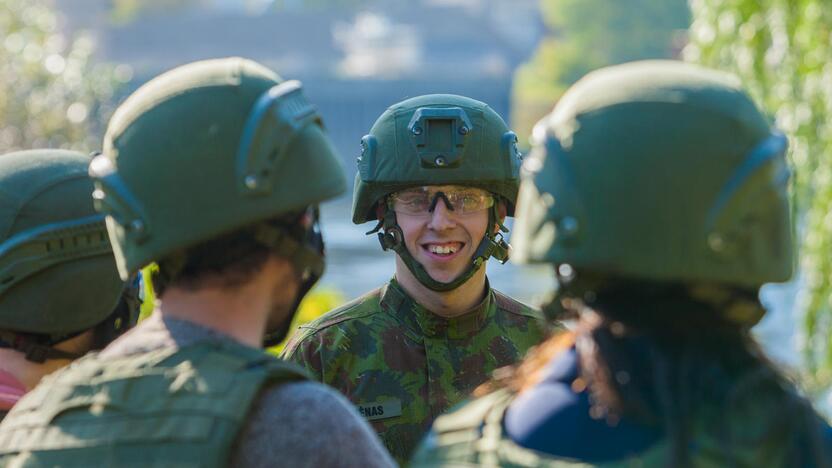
[282,94,550,462]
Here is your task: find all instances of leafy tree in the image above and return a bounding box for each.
[268,287,346,354]
[110,0,396,20]
[110,0,208,24]
[273,0,357,8]
[686,0,832,385]
[0,0,126,152]
[512,0,690,146]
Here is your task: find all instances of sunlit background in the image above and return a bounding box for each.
[2,0,830,407]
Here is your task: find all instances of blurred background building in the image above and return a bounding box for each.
[43,0,554,304]
[55,0,544,177]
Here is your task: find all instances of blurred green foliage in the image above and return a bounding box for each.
[686,0,832,385]
[110,0,393,21]
[0,0,126,152]
[111,0,208,23]
[138,265,159,322]
[511,0,690,147]
[268,288,345,355]
[272,0,393,9]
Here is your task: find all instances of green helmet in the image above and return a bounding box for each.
[512,60,793,288]
[91,57,347,279]
[0,150,134,361]
[354,94,522,291]
[91,58,346,346]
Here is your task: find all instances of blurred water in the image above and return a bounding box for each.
[317,199,802,372]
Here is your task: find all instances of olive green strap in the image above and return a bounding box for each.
[375,203,510,292]
[252,221,325,347]
[253,223,324,281]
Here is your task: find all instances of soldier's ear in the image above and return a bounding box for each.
[494,200,507,233]
[497,201,507,221]
[375,203,386,221]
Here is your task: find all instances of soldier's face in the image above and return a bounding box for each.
[393,185,491,283]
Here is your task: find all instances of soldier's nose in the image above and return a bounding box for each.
[428,200,455,230]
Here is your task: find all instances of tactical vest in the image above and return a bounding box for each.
[410,389,828,468]
[0,339,308,467]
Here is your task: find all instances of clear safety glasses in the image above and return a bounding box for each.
[389,186,494,216]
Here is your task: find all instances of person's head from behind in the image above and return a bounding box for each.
[0,150,138,381]
[514,60,791,312]
[90,58,346,346]
[509,60,825,464]
[147,209,325,344]
[353,94,522,293]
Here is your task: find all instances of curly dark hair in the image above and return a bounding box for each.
[150,216,302,297]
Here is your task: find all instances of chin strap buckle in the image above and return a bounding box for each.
[378,227,403,252]
[490,232,510,264]
[369,207,404,252]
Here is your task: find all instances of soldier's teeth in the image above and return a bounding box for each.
[429,244,458,254]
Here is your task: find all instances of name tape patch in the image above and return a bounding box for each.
[357,399,402,421]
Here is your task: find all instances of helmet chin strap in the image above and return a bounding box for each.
[369,203,510,292]
[261,268,317,347]
[254,215,326,348]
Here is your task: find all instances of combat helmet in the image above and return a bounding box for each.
[354,94,523,291]
[512,60,792,291]
[90,58,347,345]
[0,150,137,362]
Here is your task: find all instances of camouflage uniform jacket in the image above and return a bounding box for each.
[281,278,548,463]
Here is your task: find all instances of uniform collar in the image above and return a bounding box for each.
[380,277,495,339]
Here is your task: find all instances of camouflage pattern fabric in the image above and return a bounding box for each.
[281,278,548,463]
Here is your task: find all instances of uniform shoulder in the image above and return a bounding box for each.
[298,287,388,333]
[492,289,541,318]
